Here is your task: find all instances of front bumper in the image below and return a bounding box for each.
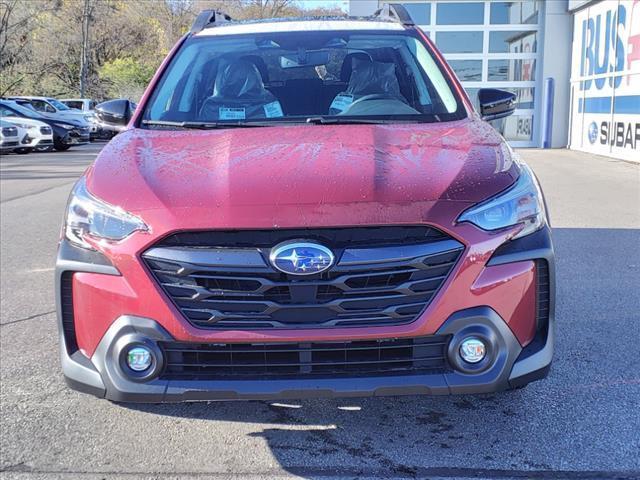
[0,140,20,151]
[56,225,555,402]
[21,133,53,148]
[60,307,552,403]
[61,128,90,145]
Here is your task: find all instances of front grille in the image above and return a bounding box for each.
[2,126,17,136]
[535,260,550,331]
[143,227,464,330]
[159,335,451,380]
[1,141,19,147]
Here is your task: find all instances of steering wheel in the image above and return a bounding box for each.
[347,93,398,108]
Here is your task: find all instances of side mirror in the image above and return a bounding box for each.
[478,89,517,121]
[95,99,134,127]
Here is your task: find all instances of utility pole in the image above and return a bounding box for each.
[79,0,91,97]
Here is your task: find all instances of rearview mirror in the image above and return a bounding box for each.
[478,89,517,121]
[280,50,330,69]
[95,99,134,126]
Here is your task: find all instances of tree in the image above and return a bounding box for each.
[100,57,156,100]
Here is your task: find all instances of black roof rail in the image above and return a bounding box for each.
[190,9,233,34]
[372,3,415,26]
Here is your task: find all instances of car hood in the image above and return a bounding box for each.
[2,116,48,128]
[40,111,88,124]
[88,119,520,230]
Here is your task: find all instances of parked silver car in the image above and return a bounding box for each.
[8,96,92,127]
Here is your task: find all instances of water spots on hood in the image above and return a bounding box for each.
[88,120,518,215]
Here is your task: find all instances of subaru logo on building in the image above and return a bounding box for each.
[588,122,598,144]
[270,241,334,275]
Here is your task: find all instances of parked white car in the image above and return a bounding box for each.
[3,117,54,153]
[59,98,97,113]
[0,119,23,153]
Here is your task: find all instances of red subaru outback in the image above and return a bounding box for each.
[56,6,554,402]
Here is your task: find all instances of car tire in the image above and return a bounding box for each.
[14,147,33,154]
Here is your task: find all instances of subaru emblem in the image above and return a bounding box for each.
[270,241,335,275]
[588,122,598,144]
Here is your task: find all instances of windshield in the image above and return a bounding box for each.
[142,29,465,127]
[48,98,71,110]
[0,101,43,119]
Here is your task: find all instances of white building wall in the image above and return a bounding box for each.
[568,0,640,162]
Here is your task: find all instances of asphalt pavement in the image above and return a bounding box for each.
[1,143,639,480]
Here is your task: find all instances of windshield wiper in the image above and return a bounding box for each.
[141,120,274,129]
[306,116,444,125]
[305,117,391,125]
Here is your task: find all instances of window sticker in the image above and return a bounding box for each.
[330,94,354,113]
[263,101,283,118]
[219,107,246,120]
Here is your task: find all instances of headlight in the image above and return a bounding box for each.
[85,114,96,122]
[64,177,148,249]
[457,163,546,239]
[56,123,74,130]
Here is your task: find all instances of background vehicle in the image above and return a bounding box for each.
[0,100,90,151]
[0,119,22,153]
[8,96,93,127]
[59,98,97,112]
[59,98,102,139]
[3,116,54,153]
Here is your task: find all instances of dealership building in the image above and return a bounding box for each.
[349,0,640,161]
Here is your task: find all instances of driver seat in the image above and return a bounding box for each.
[199,59,283,120]
[329,55,402,115]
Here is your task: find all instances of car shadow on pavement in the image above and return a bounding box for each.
[120,227,640,478]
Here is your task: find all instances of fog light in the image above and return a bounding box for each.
[459,337,486,364]
[126,346,153,372]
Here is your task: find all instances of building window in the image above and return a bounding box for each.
[449,60,482,82]
[436,2,484,25]
[436,31,484,53]
[488,59,536,82]
[490,1,540,24]
[380,0,541,146]
[489,31,537,54]
[401,2,431,25]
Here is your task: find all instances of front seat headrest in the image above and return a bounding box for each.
[339,52,373,82]
[213,59,268,100]
[346,59,401,97]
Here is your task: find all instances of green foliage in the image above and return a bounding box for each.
[100,58,156,100]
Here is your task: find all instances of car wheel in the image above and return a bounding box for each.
[14,147,33,154]
[54,141,71,151]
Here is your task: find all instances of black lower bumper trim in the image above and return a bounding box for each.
[60,304,553,402]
